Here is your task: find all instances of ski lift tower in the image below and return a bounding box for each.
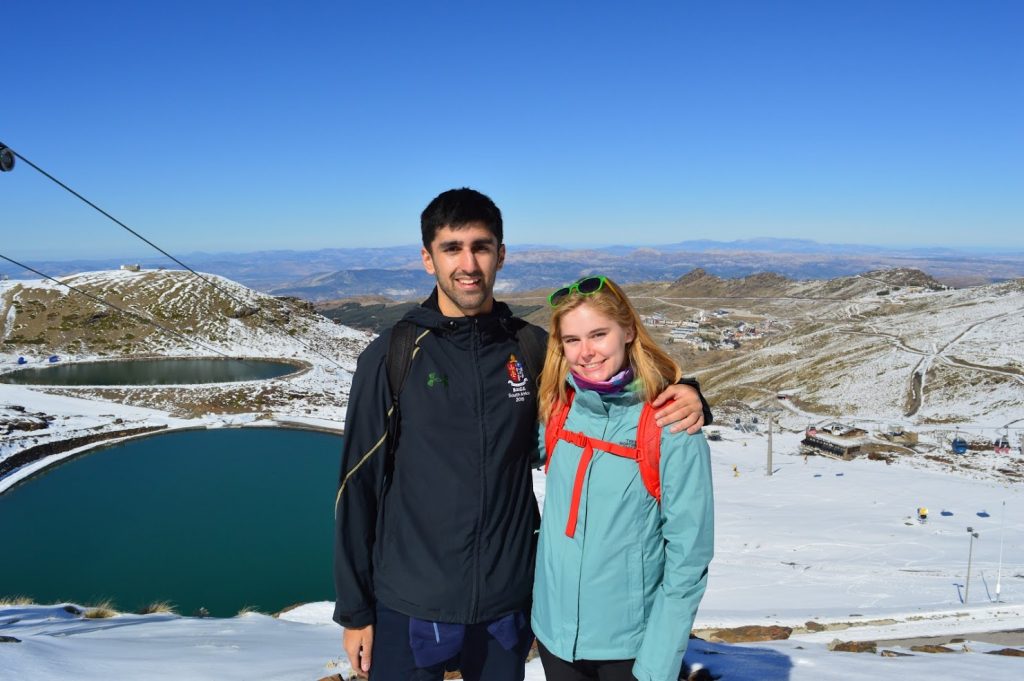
[764,404,783,477]
[965,526,980,604]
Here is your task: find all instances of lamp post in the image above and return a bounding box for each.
[996,501,1006,603]
[764,405,782,477]
[965,527,979,604]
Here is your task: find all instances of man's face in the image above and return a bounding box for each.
[421,222,505,317]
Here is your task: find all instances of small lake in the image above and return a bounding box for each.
[0,358,298,386]
[0,428,341,617]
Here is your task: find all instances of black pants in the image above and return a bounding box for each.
[538,641,637,681]
[369,604,531,681]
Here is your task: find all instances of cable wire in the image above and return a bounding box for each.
[7,147,252,310]
[1,252,240,361]
[4,144,349,372]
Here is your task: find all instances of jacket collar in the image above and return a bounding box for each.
[403,287,517,343]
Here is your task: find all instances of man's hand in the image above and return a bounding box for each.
[652,383,704,434]
[343,625,374,678]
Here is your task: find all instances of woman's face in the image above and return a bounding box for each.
[559,302,635,382]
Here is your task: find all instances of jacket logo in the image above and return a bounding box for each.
[506,354,527,387]
[427,371,448,388]
[506,354,531,403]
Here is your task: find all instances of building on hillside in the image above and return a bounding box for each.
[669,328,693,341]
[120,264,141,272]
[819,421,865,437]
[668,320,703,344]
[879,428,918,446]
[642,313,667,327]
[801,422,867,460]
[801,432,863,461]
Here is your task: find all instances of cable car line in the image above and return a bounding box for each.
[0,252,241,361]
[1,142,349,373]
[3,145,251,310]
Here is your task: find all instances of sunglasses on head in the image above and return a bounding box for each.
[547,275,609,307]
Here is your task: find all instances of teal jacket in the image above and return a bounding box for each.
[531,379,714,681]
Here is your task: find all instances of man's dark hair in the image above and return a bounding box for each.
[420,188,503,249]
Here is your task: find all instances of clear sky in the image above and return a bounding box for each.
[2,0,1021,259]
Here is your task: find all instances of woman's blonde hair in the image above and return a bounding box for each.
[538,276,681,423]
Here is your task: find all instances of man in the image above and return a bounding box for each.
[334,188,710,681]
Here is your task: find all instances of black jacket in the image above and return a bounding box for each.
[333,292,546,627]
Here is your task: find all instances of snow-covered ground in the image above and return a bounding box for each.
[693,276,1024,428]
[3,270,1023,678]
[3,428,1023,680]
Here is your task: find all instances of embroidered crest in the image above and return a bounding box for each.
[506,353,531,403]
[506,354,526,386]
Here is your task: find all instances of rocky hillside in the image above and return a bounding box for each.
[631,270,1022,427]
[500,268,1023,428]
[0,269,366,361]
[0,269,372,421]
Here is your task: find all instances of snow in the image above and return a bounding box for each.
[2,271,1023,678]
[697,276,1024,430]
[3,428,1024,679]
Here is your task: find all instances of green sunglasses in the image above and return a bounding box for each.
[547,275,609,307]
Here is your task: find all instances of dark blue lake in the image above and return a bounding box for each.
[0,358,298,386]
[0,428,342,616]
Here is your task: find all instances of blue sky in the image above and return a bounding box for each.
[2,0,1021,259]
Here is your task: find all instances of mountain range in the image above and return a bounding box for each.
[4,238,1022,301]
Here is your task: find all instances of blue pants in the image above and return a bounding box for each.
[369,604,531,681]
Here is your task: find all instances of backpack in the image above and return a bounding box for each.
[384,317,546,449]
[544,387,669,538]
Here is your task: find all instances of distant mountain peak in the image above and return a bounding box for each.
[673,268,716,285]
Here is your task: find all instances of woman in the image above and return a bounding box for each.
[532,275,714,681]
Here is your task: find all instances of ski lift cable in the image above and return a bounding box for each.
[0,252,240,362]
[4,145,252,310]
[3,143,349,372]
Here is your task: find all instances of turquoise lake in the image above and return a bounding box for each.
[0,428,342,617]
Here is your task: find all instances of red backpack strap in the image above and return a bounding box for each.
[544,388,575,473]
[636,400,667,502]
